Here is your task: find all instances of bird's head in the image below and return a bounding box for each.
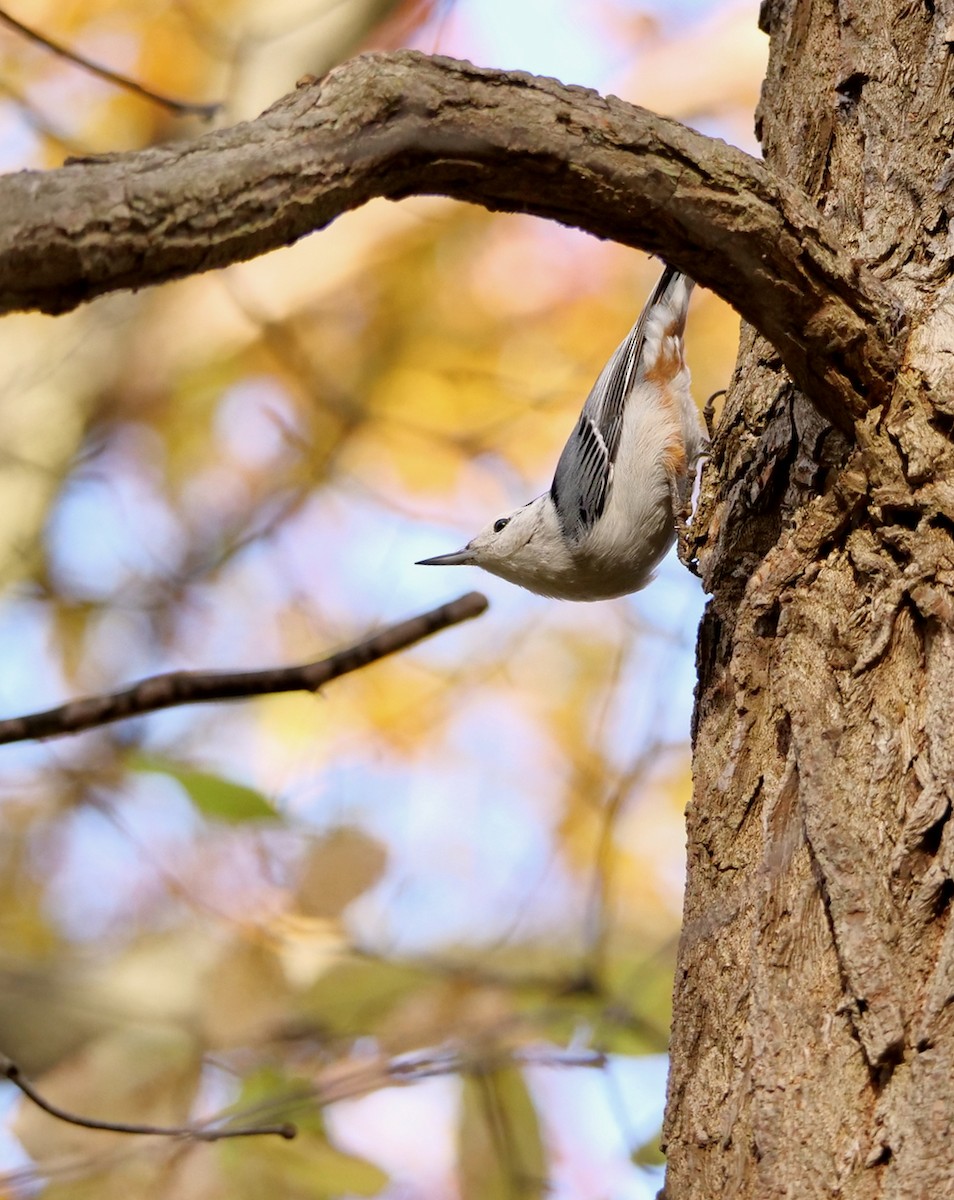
[417,496,567,593]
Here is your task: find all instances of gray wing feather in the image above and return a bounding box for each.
[550,264,685,539]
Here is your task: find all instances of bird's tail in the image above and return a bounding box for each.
[627,263,695,392]
[646,263,694,338]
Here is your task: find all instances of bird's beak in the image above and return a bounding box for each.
[416,547,473,567]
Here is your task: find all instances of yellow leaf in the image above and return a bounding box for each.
[295,828,388,919]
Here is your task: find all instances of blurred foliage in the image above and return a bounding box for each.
[459,1064,546,1200]
[134,758,281,823]
[0,0,760,1197]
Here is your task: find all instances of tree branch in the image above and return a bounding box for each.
[0,591,488,745]
[0,6,219,119]
[0,50,903,431]
[1,1055,296,1140]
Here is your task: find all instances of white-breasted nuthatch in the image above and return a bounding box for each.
[417,265,707,601]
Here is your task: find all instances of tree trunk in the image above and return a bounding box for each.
[665,2,954,1196]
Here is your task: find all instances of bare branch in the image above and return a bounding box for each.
[0,591,489,745]
[0,50,903,432]
[1,1055,296,1141]
[0,6,220,119]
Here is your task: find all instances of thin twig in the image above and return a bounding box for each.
[1,1056,296,1141]
[0,6,220,119]
[0,591,489,746]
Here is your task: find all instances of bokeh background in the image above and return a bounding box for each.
[0,2,763,1196]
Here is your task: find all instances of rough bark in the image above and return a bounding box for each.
[0,50,901,431]
[666,2,954,1197]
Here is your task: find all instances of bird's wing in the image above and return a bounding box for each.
[549,265,690,540]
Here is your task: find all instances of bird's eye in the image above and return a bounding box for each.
[493,517,510,533]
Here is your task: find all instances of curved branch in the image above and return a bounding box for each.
[1,1056,296,1141]
[0,50,903,431]
[0,591,488,745]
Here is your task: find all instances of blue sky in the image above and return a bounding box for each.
[449,0,734,92]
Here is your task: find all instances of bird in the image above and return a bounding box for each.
[416,265,707,601]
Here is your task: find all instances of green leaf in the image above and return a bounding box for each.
[133,755,279,823]
[458,1061,548,1200]
[221,1068,388,1198]
[228,1065,324,1136]
[222,1134,389,1199]
[297,959,428,1037]
[507,940,673,1057]
[632,1129,666,1167]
